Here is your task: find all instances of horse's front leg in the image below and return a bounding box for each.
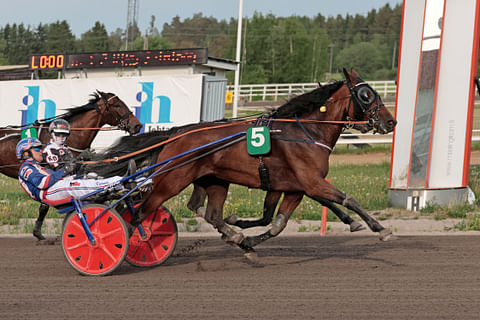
[225,191,282,229]
[312,197,365,232]
[241,192,303,248]
[308,180,392,241]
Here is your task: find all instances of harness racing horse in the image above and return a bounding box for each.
[185,69,394,246]
[128,68,396,252]
[0,91,142,240]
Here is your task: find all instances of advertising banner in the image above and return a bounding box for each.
[0,75,204,148]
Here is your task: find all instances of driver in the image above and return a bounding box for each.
[43,119,74,170]
[16,137,131,206]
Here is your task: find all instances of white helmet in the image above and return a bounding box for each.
[49,119,70,145]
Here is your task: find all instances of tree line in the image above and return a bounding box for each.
[0,3,402,83]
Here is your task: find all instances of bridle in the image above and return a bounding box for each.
[96,93,133,132]
[344,77,383,131]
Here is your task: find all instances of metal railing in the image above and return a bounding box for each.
[338,130,480,146]
[227,80,397,102]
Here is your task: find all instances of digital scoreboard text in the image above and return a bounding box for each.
[29,48,208,70]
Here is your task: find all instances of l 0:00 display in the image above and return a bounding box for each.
[30,54,65,70]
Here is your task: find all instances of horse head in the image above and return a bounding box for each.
[342,68,396,134]
[95,91,142,135]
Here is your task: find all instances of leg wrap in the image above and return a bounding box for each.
[196,206,206,218]
[270,214,287,236]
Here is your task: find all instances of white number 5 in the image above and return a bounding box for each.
[250,127,265,147]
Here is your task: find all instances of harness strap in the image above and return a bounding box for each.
[67,145,88,153]
[258,157,271,191]
[272,136,333,152]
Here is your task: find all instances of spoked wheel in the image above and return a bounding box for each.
[122,205,178,267]
[62,204,129,276]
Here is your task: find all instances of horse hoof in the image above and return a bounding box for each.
[350,221,366,232]
[33,231,46,241]
[244,251,260,263]
[224,214,238,225]
[196,207,206,218]
[221,232,245,245]
[379,228,393,241]
[229,232,245,244]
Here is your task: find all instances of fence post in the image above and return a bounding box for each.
[320,178,330,236]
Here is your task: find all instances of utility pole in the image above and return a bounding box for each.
[392,40,397,69]
[126,0,139,50]
[232,0,243,118]
[328,43,335,74]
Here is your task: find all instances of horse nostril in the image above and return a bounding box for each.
[388,119,397,127]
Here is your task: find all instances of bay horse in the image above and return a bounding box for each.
[0,91,142,240]
[125,68,396,251]
[185,69,394,247]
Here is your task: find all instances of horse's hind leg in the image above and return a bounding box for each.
[241,192,303,248]
[313,197,365,232]
[225,191,282,229]
[203,183,246,246]
[187,183,207,218]
[33,204,49,241]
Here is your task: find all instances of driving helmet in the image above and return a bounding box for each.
[49,119,70,145]
[16,137,42,160]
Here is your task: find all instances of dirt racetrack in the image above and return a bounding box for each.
[1,234,479,319]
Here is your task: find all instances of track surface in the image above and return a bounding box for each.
[1,235,479,319]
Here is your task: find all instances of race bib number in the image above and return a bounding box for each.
[46,154,59,164]
[247,126,271,156]
[21,127,38,138]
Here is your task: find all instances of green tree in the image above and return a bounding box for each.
[31,23,48,54]
[109,28,125,51]
[0,38,8,64]
[79,21,109,52]
[132,35,172,50]
[46,20,75,53]
[335,42,382,79]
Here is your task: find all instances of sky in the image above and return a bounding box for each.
[1,0,402,37]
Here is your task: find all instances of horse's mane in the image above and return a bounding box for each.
[56,92,103,122]
[274,81,344,118]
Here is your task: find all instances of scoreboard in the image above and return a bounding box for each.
[29,48,208,70]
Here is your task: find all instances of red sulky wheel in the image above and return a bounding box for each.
[62,204,129,276]
[122,205,177,267]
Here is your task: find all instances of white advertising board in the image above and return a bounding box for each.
[429,0,480,188]
[390,0,425,188]
[389,0,480,209]
[0,75,204,149]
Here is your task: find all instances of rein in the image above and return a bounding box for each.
[0,126,120,132]
[79,116,368,165]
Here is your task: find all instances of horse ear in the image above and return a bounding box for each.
[96,90,106,99]
[350,68,360,79]
[343,68,353,86]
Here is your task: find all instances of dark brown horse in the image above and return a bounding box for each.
[185,69,394,247]
[0,91,142,240]
[126,69,396,251]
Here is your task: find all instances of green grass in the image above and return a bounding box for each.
[2,150,480,226]
[0,177,63,225]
